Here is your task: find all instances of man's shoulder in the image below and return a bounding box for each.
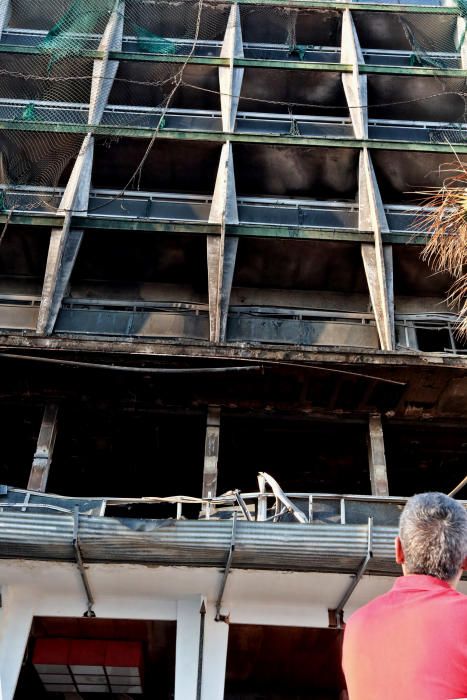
[346,582,467,630]
[443,586,467,612]
[345,590,393,627]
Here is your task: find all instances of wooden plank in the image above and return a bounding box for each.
[28,404,59,492]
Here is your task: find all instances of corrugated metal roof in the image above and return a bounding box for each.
[0,511,399,575]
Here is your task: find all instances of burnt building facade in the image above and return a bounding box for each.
[0,0,466,697]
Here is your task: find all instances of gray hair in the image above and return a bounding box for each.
[399,492,467,581]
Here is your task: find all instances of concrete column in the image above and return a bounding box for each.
[368,414,389,496]
[201,603,229,700]
[0,587,34,700]
[202,406,221,503]
[28,403,59,492]
[175,597,203,700]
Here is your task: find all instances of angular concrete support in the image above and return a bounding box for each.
[37,3,124,336]
[28,403,59,492]
[219,3,244,133]
[202,406,221,503]
[359,149,395,350]
[207,234,238,343]
[175,597,204,700]
[0,0,11,37]
[207,142,239,343]
[368,414,389,496]
[341,9,367,140]
[0,587,34,700]
[89,0,125,125]
[36,135,93,335]
[59,133,95,216]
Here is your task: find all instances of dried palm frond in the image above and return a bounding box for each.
[416,162,467,338]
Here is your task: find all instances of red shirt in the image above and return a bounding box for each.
[342,575,467,700]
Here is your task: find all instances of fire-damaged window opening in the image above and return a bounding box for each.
[46,406,207,519]
[217,415,372,496]
[14,617,176,699]
[384,423,467,497]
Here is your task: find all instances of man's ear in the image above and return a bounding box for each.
[395,536,405,565]
[462,556,467,571]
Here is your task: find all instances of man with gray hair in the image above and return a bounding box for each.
[342,491,467,700]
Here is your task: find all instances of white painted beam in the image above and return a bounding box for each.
[219,3,244,133]
[368,414,389,496]
[359,148,394,350]
[207,142,239,343]
[201,602,229,700]
[175,596,204,700]
[28,403,59,492]
[37,2,125,336]
[0,587,34,700]
[341,9,367,140]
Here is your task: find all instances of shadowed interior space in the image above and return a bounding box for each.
[217,414,372,495]
[224,624,346,700]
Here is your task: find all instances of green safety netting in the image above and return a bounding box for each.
[0,0,466,212]
[398,2,467,145]
[38,0,116,64]
[133,24,177,54]
[0,0,229,210]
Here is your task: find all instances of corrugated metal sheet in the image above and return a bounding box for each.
[0,511,399,575]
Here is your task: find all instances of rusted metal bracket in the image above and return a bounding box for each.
[328,516,373,629]
[234,489,253,521]
[215,511,237,622]
[196,600,206,700]
[73,507,96,618]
